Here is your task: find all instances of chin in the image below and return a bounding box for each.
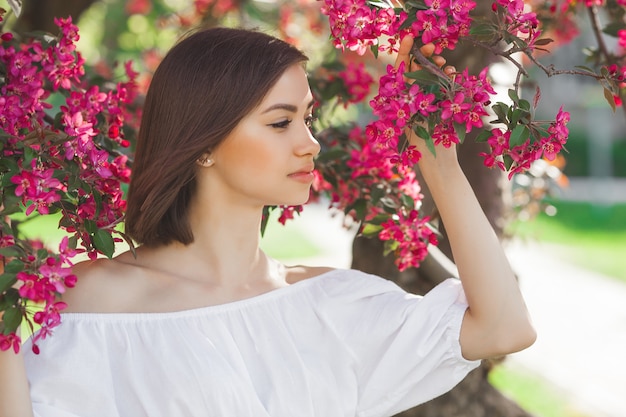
[274,192,313,207]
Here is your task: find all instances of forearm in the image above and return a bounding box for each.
[419,156,536,360]
[0,331,34,417]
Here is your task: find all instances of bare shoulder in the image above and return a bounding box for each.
[62,253,141,313]
[285,265,336,284]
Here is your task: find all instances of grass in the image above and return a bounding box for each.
[507,201,626,282]
[259,213,322,260]
[489,363,591,417]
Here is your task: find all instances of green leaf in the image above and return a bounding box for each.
[574,65,597,75]
[2,306,22,334]
[83,219,98,234]
[424,136,436,157]
[370,44,379,59]
[260,206,273,237]
[509,125,530,148]
[475,130,492,143]
[316,148,347,163]
[469,22,497,38]
[518,99,531,111]
[453,123,466,144]
[0,245,23,258]
[404,69,439,84]
[399,8,419,30]
[602,22,626,37]
[403,0,426,9]
[346,199,367,221]
[383,239,399,256]
[3,259,24,274]
[491,102,509,123]
[0,288,19,312]
[367,214,389,226]
[0,157,19,173]
[510,108,528,126]
[603,88,617,112]
[370,185,386,205]
[92,229,115,258]
[399,193,415,210]
[319,79,344,101]
[508,89,520,103]
[23,146,38,167]
[361,223,383,237]
[413,124,430,140]
[503,154,514,171]
[533,38,554,46]
[0,273,16,293]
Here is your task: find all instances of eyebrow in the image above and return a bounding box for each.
[261,99,316,114]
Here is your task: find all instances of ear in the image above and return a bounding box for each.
[196,153,215,168]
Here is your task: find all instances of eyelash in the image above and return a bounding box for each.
[270,116,317,130]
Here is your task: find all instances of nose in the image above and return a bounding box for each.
[295,125,321,157]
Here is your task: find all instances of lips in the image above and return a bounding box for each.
[288,164,315,177]
[287,164,315,182]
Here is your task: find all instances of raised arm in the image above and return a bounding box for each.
[396,36,537,361]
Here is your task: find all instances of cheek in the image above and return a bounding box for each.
[218,127,280,175]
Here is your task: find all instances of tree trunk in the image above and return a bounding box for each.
[13,0,97,35]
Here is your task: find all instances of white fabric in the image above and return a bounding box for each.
[24,269,480,417]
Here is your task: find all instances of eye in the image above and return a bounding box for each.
[269,119,292,129]
[305,115,318,129]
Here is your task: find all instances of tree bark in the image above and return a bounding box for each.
[13,0,97,35]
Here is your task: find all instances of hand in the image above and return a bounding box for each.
[393,35,459,171]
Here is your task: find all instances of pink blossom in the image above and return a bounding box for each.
[338,62,374,106]
[440,92,471,123]
[0,333,21,354]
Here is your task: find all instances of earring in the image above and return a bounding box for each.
[198,155,214,167]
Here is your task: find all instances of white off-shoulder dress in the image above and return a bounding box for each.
[24,269,480,417]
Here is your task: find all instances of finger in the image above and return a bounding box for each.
[395,35,414,70]
[419,43,435,58]
[432,55,446,68]
[444,65,456,77]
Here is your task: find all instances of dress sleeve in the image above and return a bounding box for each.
[318,271,481,417]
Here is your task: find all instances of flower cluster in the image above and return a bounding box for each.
[337,62,374,107]
[321,0,409,55]
[378,209,438,272]
[0,14,138,353]
[411,0,475,54]
[493,0,541,48]
[313,125,433,270]
[480,107,570,178]
[367,62,497,166]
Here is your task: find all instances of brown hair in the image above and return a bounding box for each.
[124,27,308,246]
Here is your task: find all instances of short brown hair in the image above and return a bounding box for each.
[124,27,308,246]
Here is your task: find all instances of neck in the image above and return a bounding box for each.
[135,199,279,289]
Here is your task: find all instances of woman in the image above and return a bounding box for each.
[1,27,535,417]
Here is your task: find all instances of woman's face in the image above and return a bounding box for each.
[202,64,320,208]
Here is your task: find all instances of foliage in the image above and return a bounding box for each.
[2,0,626,353]
[0,9,139,352]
